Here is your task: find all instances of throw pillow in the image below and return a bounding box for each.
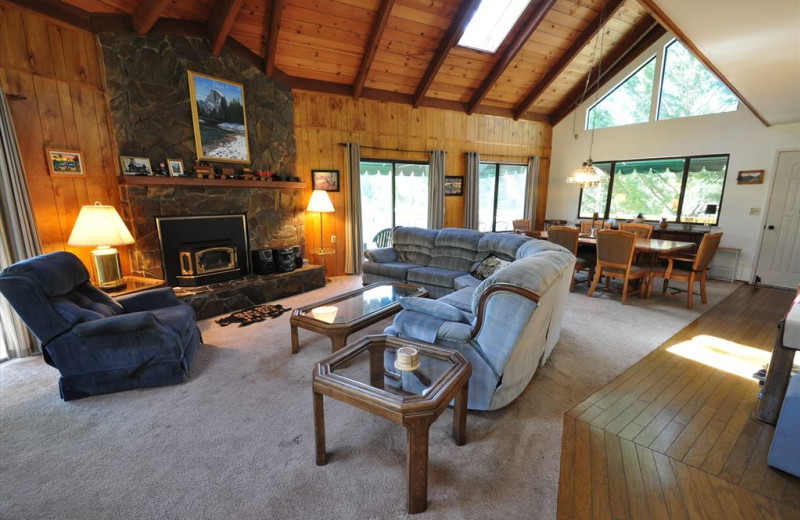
[399,297,472,324]
[471,255,511,281]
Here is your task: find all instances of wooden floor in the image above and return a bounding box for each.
[557,285,800,519]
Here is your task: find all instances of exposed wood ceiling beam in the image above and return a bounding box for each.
[636,0,769,127]
[550,22,666,125]
[512,0,627,120]
[132,0,171,35]
[466,0,558,115]
[208,0,243,56]
[353,0,396,100]
[5,0,92,31]
[412,0,481,108]
[265,0,285,77]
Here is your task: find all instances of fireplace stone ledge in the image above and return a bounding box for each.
[175,266,325,320]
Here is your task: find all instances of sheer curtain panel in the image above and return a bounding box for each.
[0,88,42,358]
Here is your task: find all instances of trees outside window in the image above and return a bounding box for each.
[478,162,528,232]
[588,58,655,130]
[360,160,429,247]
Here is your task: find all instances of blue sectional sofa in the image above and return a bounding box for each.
[363,227,575,410]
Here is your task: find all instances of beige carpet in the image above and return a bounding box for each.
[0,275,741,519]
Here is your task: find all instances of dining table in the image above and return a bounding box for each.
[537,231,696,257]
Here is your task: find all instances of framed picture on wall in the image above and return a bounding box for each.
[187,71,250,164]
[737,169,764,185]
[444,176,463,196]
[46,148,84,177]
[120,155,152,175]
[312,170,340,192]
[167,158,185,176]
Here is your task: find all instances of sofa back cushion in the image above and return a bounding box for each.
[429,228,485,271]
[477,233,530,262]
[392,227,439,266]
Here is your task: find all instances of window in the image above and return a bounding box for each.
[658,40,738,120]
[577,154,727,225]
[588,58,656,130]
[360,160,429,247]
[478,162,528,232]
[458,0,531,53]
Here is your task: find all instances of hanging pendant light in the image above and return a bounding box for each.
[566,0,609,190]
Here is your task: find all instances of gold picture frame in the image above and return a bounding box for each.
[187,71,250,164]
[46,148,84,177]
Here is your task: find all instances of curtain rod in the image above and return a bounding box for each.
[338,143,437,154]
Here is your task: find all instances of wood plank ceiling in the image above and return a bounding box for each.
[19,0,666,124]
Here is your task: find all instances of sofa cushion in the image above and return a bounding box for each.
[407,266,466,289]
[438,288,476,314]
[453,274,481,291]
[471,255,511,280]
[362,261,419,281]
[363,247,397,263]
[393,227,439,265]
[399,297,472,324]
[429,228,485,271]
[477,233,530,262]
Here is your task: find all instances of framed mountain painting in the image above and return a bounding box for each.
[187,71,250,164]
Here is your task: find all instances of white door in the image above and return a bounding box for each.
[757,150,800,288]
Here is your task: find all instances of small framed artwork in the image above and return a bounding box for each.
[120,155,152,175]
[167,158,185,177]
[737,169,764,185]
[312,169,340,192]
[444,175,463,196]
[46,148,84,177]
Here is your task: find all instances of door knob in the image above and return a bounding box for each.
[767,225,775,230]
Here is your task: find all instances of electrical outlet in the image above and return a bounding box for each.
[330,235,336,243]
[750,207,761,216]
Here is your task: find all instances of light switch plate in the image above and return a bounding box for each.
[750,207,761,215]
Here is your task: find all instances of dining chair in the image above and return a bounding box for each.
[588,230,650,304]
[648,232,723,309]
[543,219,567,230]
[619,222,654,238]
[579,220,611,234]
[546,225,593,291]
[512,219,532,232]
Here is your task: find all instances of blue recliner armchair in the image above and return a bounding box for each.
[0,251,202,400]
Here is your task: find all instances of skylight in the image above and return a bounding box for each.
[458,0,531,53]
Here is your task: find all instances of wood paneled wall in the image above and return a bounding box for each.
[0,2,124,276]
[293,91,552,276]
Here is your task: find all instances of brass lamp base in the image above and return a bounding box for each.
[91,246,124,289]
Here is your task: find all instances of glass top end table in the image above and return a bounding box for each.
[290,282,427,354]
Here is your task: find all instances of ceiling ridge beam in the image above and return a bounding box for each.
[636,0,769,127]
[209,0,244,56]
[265,0,285,77]
[550,21,664,125]
[466,0,558,115]
[412,0,482,108]
[512,0,626,121]
[132,0,171,35]
[353,0,396,100]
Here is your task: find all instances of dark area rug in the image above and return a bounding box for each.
[215,304,291,327]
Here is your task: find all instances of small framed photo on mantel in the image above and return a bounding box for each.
[120,156,152,176]
[312,170,340,192]
[167,158,185,177]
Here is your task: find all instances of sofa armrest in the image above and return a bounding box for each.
[472,284,540,338]
[364,247,397,263]
[71,311,163,337]
[116,287,182,313]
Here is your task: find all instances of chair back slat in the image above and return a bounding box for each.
[512,219,531,232]
[546,226,579,255]
[596,230,636,269]
[580,220,611,234]
[619,222,653,239]
[693,232,723,271]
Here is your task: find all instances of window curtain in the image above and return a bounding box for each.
[343,142,363,274]
[463,152,480,229]
[523,155,539,229]
[427,150,445,229]
[0,89,42,358]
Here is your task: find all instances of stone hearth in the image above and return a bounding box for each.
[175,266,325,320]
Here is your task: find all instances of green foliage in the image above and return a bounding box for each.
[588,59,655,130]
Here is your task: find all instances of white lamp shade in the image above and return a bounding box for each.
[67,202,135,247]
[306,190,335,213]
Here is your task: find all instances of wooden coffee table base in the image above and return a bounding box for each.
[312,335,471,514]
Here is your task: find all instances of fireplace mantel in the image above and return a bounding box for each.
[118,176,305,190]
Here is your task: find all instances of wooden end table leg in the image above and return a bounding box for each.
[291,324,299,354]
[405,416,432,514]
[313,390,327,465]
[329,330,349,352]
[453,381,468,446]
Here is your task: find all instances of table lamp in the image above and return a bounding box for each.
[307,190,335,253]
[67,202,135,289]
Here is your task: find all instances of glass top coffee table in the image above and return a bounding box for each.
[290,282,427,354]
[312,334,471,514]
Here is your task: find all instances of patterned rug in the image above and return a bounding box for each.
[215,304,291,327]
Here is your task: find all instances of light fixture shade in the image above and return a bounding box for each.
[306,190,335,213]
[566,160,607,188]
[67,202,135,247]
